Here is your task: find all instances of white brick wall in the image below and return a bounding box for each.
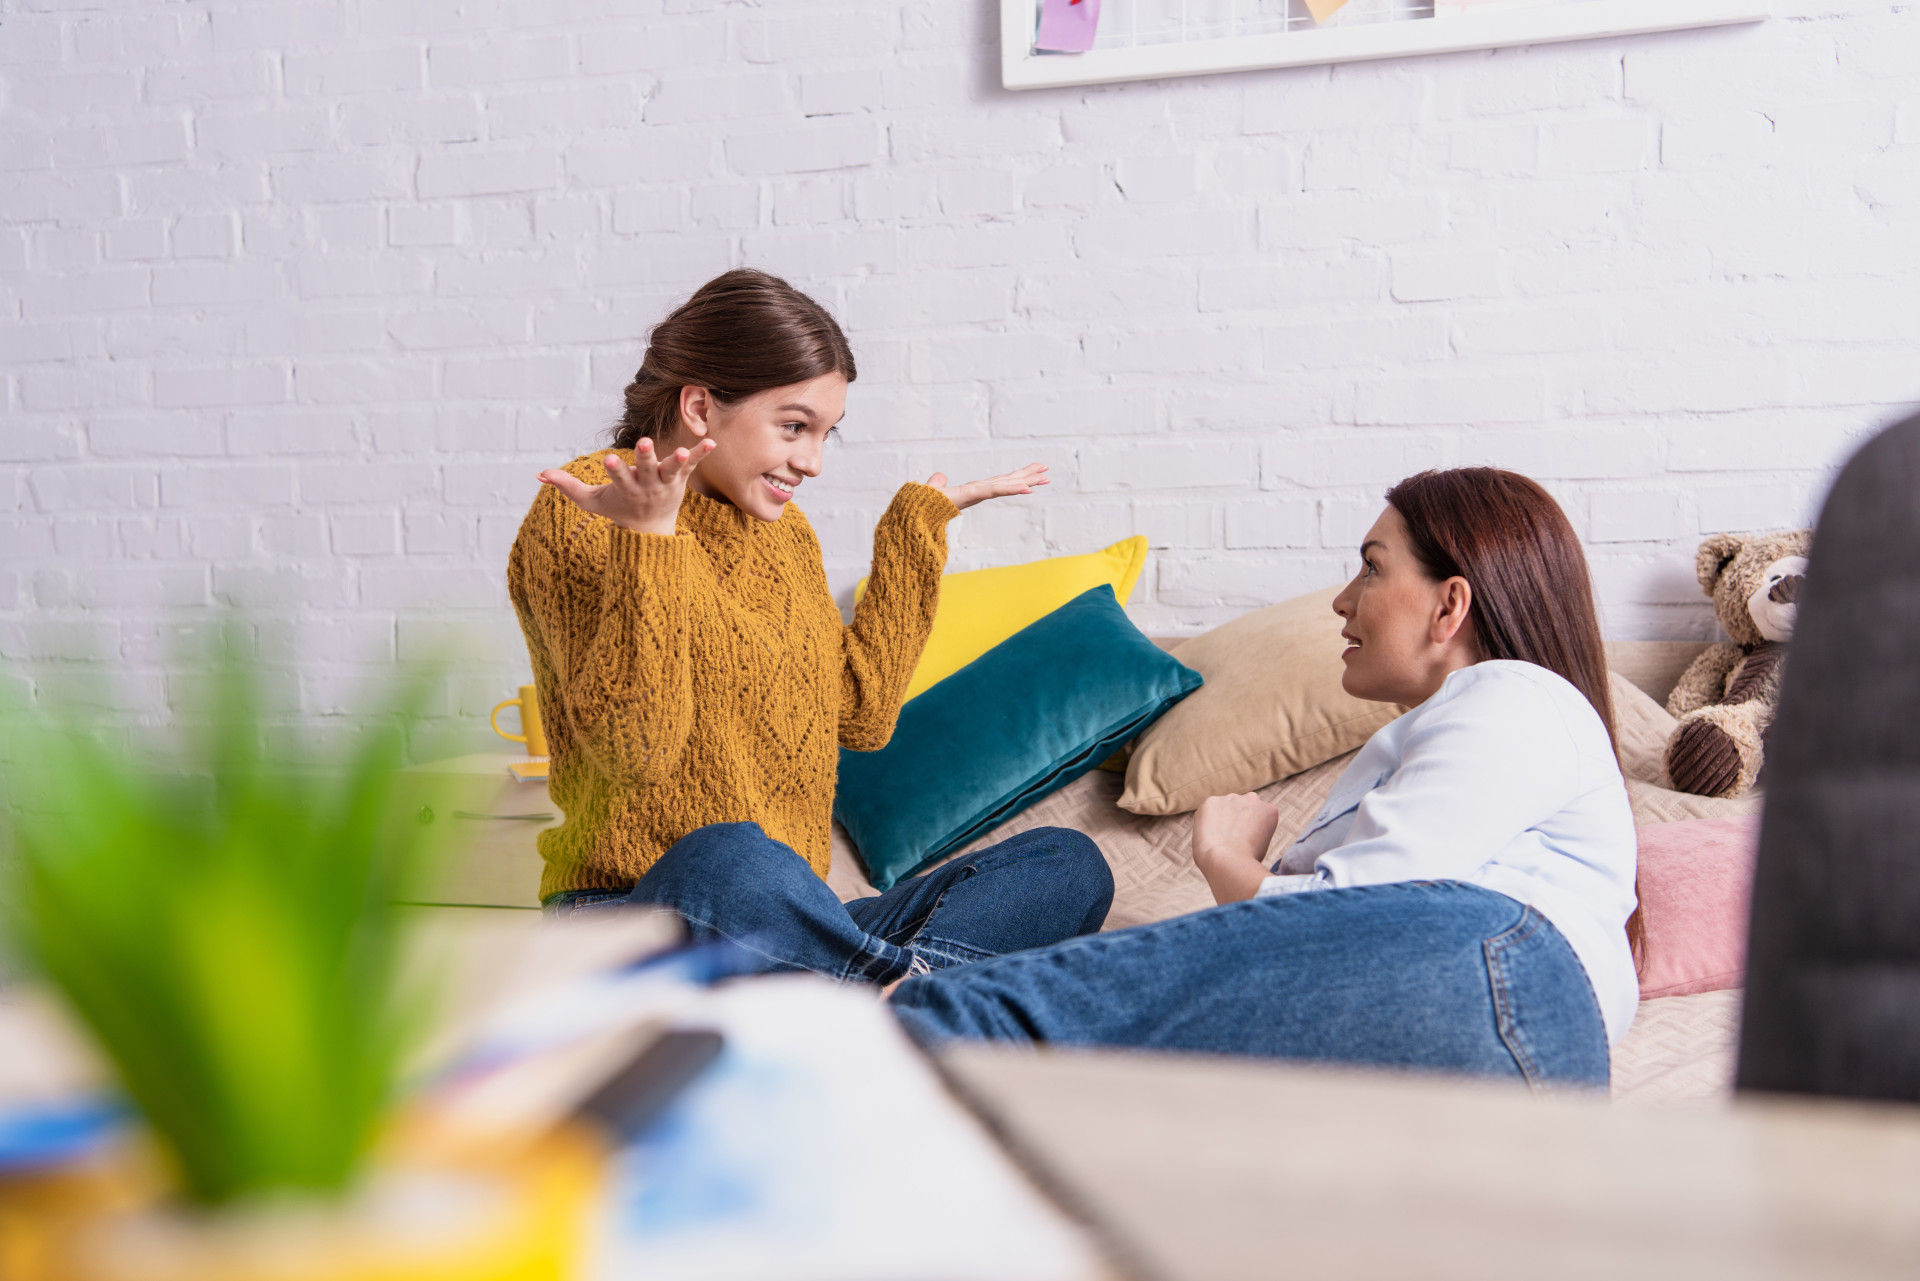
[3,0,1917,751]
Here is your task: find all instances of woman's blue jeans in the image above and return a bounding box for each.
[890,880,1612,1088]
[542,823,1114,987]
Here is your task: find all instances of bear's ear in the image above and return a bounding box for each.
[1694,533,1746,592]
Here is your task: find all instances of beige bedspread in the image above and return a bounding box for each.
[825,650,1759,1104]
[829,671,1759,924]
[1610,989,1742,1106]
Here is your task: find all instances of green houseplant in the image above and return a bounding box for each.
[2,658,440,1206]
[0,653,600,1281]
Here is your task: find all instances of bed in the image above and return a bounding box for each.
[826,639,1756,1106]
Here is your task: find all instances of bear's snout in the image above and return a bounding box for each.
[1769,574,1803,605]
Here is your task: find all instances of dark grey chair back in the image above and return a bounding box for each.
[1738,410,1920,1100]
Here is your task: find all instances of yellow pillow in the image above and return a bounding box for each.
[858,536,1148,701]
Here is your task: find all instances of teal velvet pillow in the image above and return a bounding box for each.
[834,584,1203,891]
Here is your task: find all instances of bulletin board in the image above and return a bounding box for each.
[1000,0,1771,91]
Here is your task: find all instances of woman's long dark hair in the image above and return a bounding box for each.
[1384,468,1642,962]
[611,268,856,447]
[1386,468,1614,743]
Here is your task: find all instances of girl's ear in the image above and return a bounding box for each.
[679,386,712,439]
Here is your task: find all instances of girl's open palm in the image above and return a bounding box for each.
[924,462,1049,512]
[538,439,716,537]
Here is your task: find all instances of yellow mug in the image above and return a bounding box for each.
[490,684,548,757]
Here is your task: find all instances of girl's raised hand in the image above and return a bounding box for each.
[537,439,717,537]
[923,462,1049,513]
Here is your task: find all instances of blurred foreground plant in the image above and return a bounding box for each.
[0,650,456,1206]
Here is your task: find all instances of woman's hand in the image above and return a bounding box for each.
[1191,792,1281,905]
[923,462,1049,513]
[537,440,717,537]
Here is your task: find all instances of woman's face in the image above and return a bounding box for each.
[675,372,847,523]
[1331,506,1479,707]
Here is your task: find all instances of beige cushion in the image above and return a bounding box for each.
[1610,669,1678,788]
[1116,587,1402,817]
[1604,640,1713,706]
[1610,670,1764,823]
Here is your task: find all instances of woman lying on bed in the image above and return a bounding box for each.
[511,269,1112,981]
[891,467,1639,1087]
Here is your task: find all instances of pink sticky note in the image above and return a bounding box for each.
[1034,0,1101,53]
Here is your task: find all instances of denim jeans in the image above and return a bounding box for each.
[889,880,1611,1088]
[542,822,1114,987]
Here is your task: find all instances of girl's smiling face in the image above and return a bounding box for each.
[1331,505,1480,707]
[671,372,847,523]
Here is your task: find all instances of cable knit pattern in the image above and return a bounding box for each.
[508,450,957,899]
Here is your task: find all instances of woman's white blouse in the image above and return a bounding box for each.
[1257,660,1640,1044]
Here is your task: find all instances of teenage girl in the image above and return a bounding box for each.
[890,468,1639,1086]
[510,269,1112,981]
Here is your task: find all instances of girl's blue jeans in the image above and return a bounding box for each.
[542,822,1114,987]
[889,880,1613,1088]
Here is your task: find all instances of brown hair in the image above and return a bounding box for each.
[611,269,856,448]
[1384,468,1643,962]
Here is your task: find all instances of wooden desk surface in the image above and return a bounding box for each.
[941,1045,1920,1281]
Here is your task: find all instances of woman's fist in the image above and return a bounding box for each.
[1191,792,1281,905]
[538,439,717,537]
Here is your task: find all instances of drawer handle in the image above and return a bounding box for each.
[452,810,557,822]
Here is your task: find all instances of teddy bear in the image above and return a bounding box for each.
[1663,528,1813,798]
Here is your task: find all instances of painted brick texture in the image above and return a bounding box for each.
[2,0,1917,748]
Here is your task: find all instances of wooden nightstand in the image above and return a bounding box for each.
[403,752,557,910]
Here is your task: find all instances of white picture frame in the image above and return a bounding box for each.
[1000,0,1771,91]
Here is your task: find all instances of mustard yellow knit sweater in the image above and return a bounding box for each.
[507,450,957,899]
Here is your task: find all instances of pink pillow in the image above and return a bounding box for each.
[1635,816,1760,1000]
